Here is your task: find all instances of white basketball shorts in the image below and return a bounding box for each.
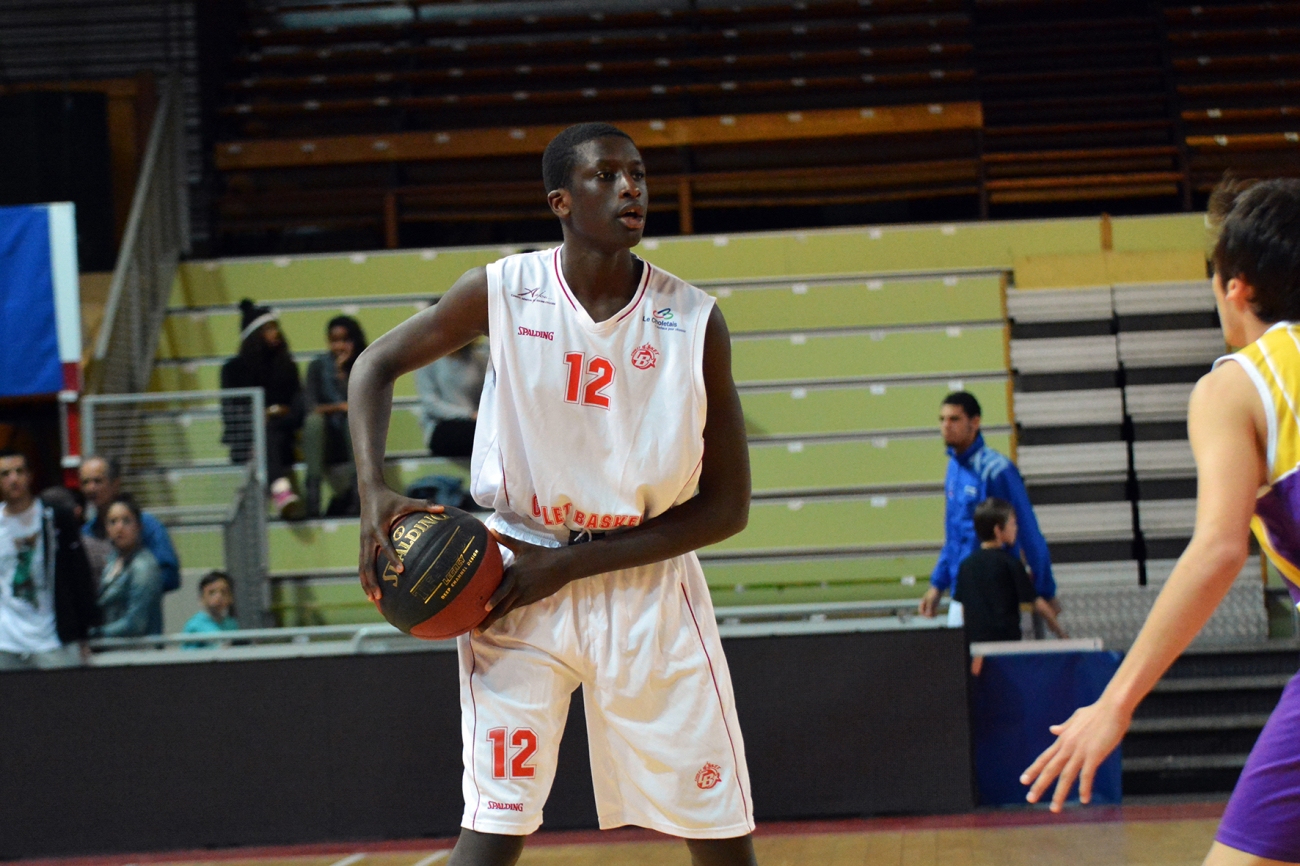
[457,549,755,839]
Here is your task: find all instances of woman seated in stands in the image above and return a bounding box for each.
[221,300,306,519]
[90,495,162,638]
[302,316,366,517]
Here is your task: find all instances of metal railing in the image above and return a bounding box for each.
[80,598,959,666]
[83,388,272,625]
[88,74,190,394]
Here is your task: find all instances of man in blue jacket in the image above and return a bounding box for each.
[918,392,1057,619]
[80,455,181,598]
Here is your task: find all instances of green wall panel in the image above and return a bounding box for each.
[705,494,945,555]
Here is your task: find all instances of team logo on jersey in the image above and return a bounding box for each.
[631,343,659,369]
[512,287,556,305]
[695,763,722,790]
[644,307,684,333]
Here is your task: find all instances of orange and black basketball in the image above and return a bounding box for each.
[374,507,504,640]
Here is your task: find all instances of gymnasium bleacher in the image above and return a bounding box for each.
[136,210,1250,636]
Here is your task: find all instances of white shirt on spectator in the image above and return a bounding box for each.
[0,502,57,654]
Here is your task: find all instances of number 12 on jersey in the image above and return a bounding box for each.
[564,352,615,409]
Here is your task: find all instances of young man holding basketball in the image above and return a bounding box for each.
[349,123,759,866]
[1022,178,1300,865]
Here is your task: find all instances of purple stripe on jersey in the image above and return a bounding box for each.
[1255,474,1300,599]
[1216,671,1300,861]
[613,263,651,324]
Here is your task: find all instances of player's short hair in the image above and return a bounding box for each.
[542,122,634,193]
[1210,176,1300,323]
[200,570,233,593]
[974,497,1015,543]
[942,391,982,419]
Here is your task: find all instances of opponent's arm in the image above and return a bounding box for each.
[480,304,750,628]
[349,269,490,600]
[1020,360,1265,812]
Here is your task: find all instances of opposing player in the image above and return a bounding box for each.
[348,123,759,866]
[1021,178,1300,865]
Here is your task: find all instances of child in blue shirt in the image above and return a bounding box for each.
[181,571,239,648]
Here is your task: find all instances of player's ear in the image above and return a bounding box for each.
[547,188,571,219]
[1224,276,1256,310]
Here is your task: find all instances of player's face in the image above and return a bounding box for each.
[0,456,31,505]
[559,137,648,248]
[106,503,141,552]
[939,404,980,451]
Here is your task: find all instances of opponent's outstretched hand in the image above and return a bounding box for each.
[1020,699,1132,812]
[479,531,574,631]
[357,486,443,601]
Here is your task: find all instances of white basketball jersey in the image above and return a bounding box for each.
[471,246,714,545]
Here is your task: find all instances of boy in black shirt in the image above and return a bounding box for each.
[955,498,1067,672]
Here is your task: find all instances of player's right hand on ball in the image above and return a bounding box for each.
[357,486,442,601]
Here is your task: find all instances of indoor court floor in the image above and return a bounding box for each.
[19,803,1229,866]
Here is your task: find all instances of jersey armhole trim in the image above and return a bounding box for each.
[692,293,715,413]
[1215,353,1278,470]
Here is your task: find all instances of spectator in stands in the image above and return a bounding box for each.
[221,299,306,519]
[80,455,180,595]
[62,485,110,584]
[416,338,488,460]
[957,498,1067,674]
[919,392,1058,622]
[181,571,239,648]
[302,315,366,517]
[90,495,162,638]
[0,451,98,669]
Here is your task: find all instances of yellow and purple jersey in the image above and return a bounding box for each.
[1216,321,1300,608]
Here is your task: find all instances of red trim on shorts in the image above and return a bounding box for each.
[553,248,579,312]
[467,640,483,827]
[499,456,510,506]
[680,582,751,822]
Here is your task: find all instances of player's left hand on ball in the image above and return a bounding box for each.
[1020,699,1131,813]
[478,531,573,630]
[357,486,443,602]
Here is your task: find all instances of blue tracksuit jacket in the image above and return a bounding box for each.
[930,433,1056,600]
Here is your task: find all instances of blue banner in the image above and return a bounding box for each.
[0,205,63,397]
[970,650,1124,806]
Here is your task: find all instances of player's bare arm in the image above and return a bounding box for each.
[1020,359,1266,812]
[348,267,490,600]
[480,303,751,629]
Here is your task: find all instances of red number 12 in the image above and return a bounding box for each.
[487,727,538,779]
[563,352,615,409]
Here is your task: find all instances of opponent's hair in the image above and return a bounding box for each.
[1209,176,1300,323]
[942,391,982,419]
[200,570,233,593]
[974,497,1015,543]
[542,122,634,193]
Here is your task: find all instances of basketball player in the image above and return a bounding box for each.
[1022,178,1300,865]
[348,123,759,866]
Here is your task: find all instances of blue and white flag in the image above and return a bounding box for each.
[0,203,81,397]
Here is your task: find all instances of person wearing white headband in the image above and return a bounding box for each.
[220,299,306,519]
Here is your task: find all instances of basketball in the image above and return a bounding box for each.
[373,507,504,640]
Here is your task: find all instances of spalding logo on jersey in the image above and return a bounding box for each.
[631,343,659,370]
